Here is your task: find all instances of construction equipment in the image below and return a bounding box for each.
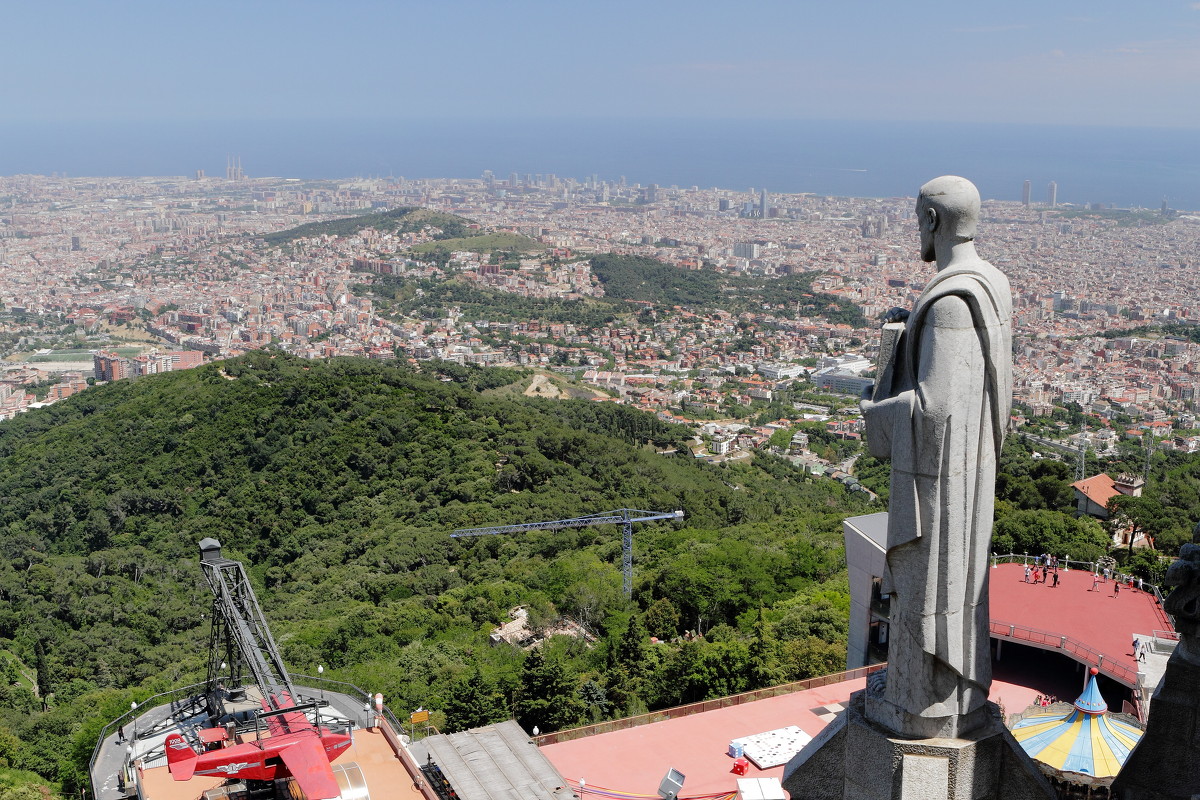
[452,509,684,598]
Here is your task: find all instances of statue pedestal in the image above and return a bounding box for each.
[782,692,1055,800]
[1111,655,1200,799]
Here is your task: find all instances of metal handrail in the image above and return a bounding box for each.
[88,678,213,791]
[291,673,375,701]
[990,619,1138,686]
[89,674,410,800]
[532,663,886,746]
[991,553,1174,629]
[292,673,412,734]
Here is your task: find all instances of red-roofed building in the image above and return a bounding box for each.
[1071,473,1144,518]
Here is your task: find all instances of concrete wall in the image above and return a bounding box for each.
[844,512,889,670]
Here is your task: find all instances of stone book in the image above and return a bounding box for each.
[871,321,905,402]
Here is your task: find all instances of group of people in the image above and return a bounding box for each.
[1019,556,1147,598]
[1033,693,1058,708]
[1132,637,1149,663]
[1089,567,1142,596]
[1023,561,1061,587]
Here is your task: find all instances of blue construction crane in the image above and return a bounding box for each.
[452,509,684,598]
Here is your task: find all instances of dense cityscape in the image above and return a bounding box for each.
[2,171,1197,459]
[10,2,1200,798]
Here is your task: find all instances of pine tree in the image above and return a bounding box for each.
[514,648,584,734]
[443,668,507,733]
[577,679,611,722]
[605,615,650,714]
[613,615,650,678]
[747,608,783,689]
[33,641,49,701]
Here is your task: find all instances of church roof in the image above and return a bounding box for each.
[410,720,575,800]
[988,562,1170,688]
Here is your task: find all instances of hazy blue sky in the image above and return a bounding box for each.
[6,0,1200,128]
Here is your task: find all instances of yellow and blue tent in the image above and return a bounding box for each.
[1011,668,1143,779]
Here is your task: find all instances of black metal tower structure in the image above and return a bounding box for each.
[200,538,295,713]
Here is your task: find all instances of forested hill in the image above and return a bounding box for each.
[0,354,810,563]
[589,254,868,326]
[0,353,866,796]
[259,206,473,245]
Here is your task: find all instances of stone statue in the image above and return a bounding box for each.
[860,175,1012,739]
[1162,521,1200,664]
[1111,521,1200,799]
[783,179,1051,799]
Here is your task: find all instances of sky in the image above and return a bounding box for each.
[5,0,1200,128]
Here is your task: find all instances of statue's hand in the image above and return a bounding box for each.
[883,307,910,324]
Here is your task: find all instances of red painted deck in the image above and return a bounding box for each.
[541,562,1171,798]
[542,677,861,797]
[987,561,1170,679]
[541,677,1038,798]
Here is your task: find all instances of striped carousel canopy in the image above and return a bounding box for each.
[1010,668,1143,779]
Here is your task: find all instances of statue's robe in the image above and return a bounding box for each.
[861,259,1012,728]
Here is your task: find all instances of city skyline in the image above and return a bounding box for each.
[6,3,1200,208]
[6,119,1199,211]
[2,172,1198,438]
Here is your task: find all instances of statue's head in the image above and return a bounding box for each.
[1166,537,1200,658]
[917,176,980,263]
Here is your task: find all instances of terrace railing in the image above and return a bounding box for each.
[991,552,1172,629]
[990,619,1138,686]
[533,664,885,746]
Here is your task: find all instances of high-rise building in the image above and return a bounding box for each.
[1022,180,1031,207]
[1047,181,1058,208]
[93,351,131,382]
[759,188,769,217]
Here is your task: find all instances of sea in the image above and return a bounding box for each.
[4,118,1200,211]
